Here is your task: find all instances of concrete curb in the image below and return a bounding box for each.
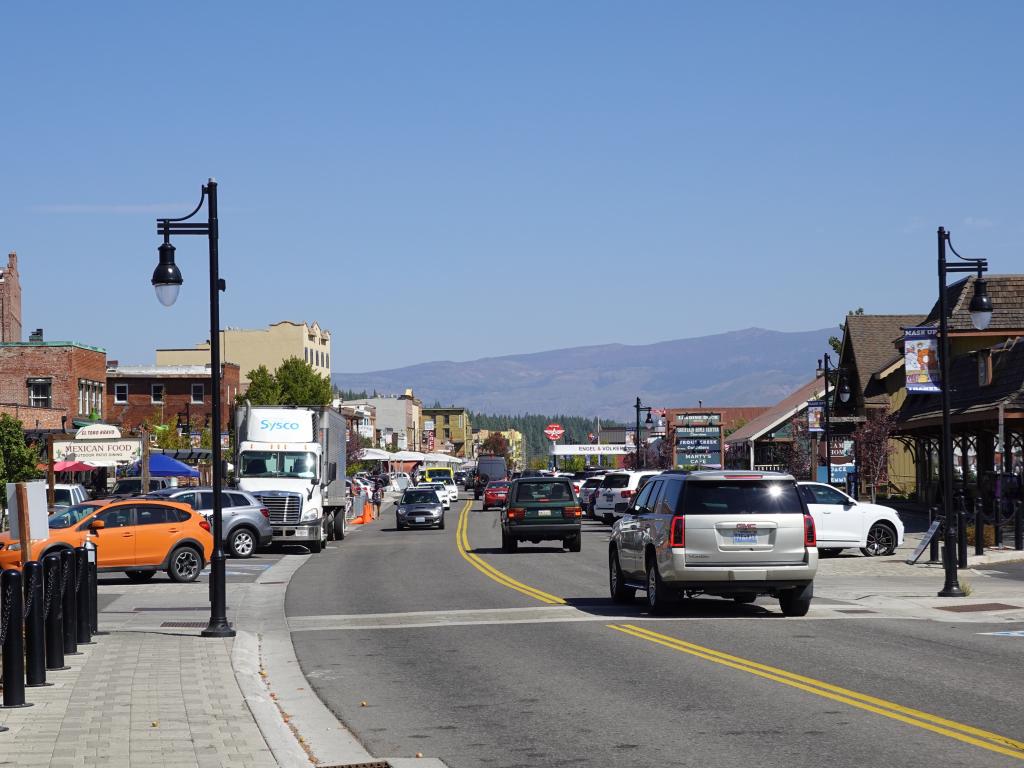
[234,553,375,766]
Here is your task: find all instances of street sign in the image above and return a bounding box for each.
[551,444,630,455]
[544,423,565,441]
[587,432,597,443]
[906,520,941,564]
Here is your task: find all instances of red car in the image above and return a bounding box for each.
[482,481,511,510]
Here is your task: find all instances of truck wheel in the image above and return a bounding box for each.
[308,539,322,554]
[334,513,346,541]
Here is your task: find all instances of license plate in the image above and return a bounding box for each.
[733,532,757,545]
[537,509,552,517]
[604,493,613,501]
[415,517,425,523]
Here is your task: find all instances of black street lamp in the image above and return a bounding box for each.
[634,397,653,469]
[936,227,992,598]
[816,353,851,485]
[152,179,234,638]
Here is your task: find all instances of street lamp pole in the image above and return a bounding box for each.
[152,179,234,637]
[935,226,992,598]
[634,397,652,469]
[816,353,851,486]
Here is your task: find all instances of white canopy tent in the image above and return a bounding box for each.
[356,448,393,461]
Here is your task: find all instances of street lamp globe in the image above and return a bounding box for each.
[838,379,852,404]
[968,277,994,330]
[152,241,183,307]
[645,412,653,425]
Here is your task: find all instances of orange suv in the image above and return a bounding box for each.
[0,499,213,583]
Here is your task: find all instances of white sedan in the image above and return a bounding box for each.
[797,482,904,556]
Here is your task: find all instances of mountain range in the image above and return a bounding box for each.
[332,327,835,420]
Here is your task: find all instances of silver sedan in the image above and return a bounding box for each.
[396,489,446,530]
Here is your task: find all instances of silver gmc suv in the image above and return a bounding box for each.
[608,470,818,616]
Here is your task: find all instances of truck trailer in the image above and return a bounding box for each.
[234,403,348,552]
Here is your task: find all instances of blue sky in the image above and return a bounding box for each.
[2,2,1021,372]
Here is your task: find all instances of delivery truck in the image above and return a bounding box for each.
[234,403,347,553]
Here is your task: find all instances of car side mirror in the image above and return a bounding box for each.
[89,520,106,531]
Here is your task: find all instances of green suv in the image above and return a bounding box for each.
[501,477,582,553]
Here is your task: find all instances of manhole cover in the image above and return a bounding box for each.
[160,621,208,628]
[936,602,1021,613]
[836,609,878,614]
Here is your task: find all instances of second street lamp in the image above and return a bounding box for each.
[151,179,234,638]
[816,353,851,486]
[634,397,653,469]
[935,227,992,598]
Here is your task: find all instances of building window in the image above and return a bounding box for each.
[28,378,52,408]
[191,383,204,404]
[444,428,451,439]
[114,384,128,404]
[325,353,329,368]
[151,384,165,404]
[305,348,309,363]
[78,380,86,415]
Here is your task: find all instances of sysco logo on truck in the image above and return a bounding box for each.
[259,419,301,432]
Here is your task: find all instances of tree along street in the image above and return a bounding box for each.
[286,494,1024,767]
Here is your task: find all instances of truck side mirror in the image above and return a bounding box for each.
[328,463,338,482]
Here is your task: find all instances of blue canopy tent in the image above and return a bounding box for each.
[128,453,200,478]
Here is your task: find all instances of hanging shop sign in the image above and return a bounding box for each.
[904,326,941,393]
[807,400,825,433]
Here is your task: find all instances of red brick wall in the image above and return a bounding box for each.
[0,344,107,424]
[0,404,64,429]
[0,252,22,343]
[105,364,240,433]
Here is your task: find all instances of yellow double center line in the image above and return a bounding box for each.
[457,502,1024,761]
[456,501,565,605]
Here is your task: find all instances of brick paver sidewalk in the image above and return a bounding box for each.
[0,576,278,767]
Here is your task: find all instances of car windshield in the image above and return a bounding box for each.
[240,451,318,480]
[113,479,141,492]
[427,470,453,482]
[402,491,439,504]
[683,481,803,515]
[601,475,630,489]
[48,503,97,529]
[515,481,573,502]
[53,488,74,505]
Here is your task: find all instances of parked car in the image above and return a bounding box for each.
[576,476,606,517]
[0,499,213,583]
[145,487,273,558]
[501,476,582,552]
[419,482,451,510]
[482,481,511,510]
[608,470,818,615]
[389,472,413,491]
[395,488,445,530]
[110,477,177,497]
[51,483,90,512]
[593,471,661,524]
[796,482,904,557]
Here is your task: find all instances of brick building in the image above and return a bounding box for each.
[0,338,108,430]
[0,251,22,343]
[105,363,241,434]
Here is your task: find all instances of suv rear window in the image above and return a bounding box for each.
[601,474,630,489]
[682,480,803,515]
[515,481,573,502]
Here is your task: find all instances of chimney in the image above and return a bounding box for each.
[29,328,43,342]
[7,251,16,271]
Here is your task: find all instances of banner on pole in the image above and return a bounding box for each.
[904,326,941,393]
[807,400,824,433]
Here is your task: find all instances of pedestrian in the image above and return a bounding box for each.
[372,484,383,519]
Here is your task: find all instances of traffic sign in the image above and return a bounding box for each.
[544,423,565,441]
[587,432,597,443]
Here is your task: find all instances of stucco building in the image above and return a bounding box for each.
[156,320,331,391]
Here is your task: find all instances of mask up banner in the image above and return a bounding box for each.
[904,326,941,393]
[807,400,824,433]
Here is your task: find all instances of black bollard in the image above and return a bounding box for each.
[957,506,969,568]
[928,506,941,563]
[1015,500,1023,551]
[59,549,79,656]
[994,496,1004,548]
[74,548,93,645]
[89,557,103,635]
[1,569,32,708]
[23,561,50,688]
[43,554,68,671]
[974,498,985,557]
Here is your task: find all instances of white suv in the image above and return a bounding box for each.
[593,471,661,524]
[797,482,904,557]
[609,470,818,616]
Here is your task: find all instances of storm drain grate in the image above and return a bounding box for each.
[160,621,208,628]
[936,602,1021,613]
[836,609,878,614]
[134,606,205,612]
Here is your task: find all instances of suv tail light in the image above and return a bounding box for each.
[260,507,270,519]
[669,515,686,548]
[803,513,816,547]
[508,507,526,521]
[562,506,582,519]
[619,489,634,499]
[199,520,212,532]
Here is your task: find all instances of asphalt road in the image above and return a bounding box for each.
[286,494,1024,767]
